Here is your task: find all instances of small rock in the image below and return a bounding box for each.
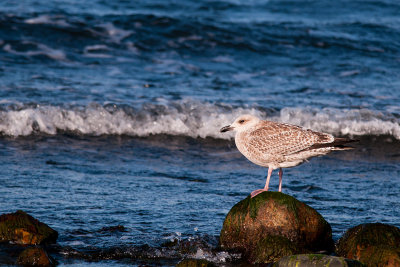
[273,254,365,267]
[219,192,333,263]
[336,223,400,267]
[0,210,58,245]
[176,258,215,267]
[16,246,55,266]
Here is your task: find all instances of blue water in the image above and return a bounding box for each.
[0,0,400,265]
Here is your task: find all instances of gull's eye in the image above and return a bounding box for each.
[239,119,245,124]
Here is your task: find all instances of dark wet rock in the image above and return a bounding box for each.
[177,239,212,255]
[273,254,365,267]
[0,210,58,245]
[161,235,217,256]
[219,192,333,263]
[16,246,55,266]
[176,258,216,267]
[336,223,400,267]
[0,243,26,265]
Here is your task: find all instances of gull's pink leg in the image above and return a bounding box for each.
[251,167,273,198]
[278,168,283,192]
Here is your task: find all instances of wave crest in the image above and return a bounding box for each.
[278,107,400,139]
[0,101,399,140]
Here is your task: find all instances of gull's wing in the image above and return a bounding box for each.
[246,120,334,158]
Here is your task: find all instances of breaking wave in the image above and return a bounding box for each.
[0,101,399,140]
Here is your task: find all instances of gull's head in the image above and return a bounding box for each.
[220,114,261,133]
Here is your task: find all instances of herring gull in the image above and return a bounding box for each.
[220,114,356,197]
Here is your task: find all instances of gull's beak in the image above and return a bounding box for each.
[220,125,234,133]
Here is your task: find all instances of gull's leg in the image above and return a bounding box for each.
[251,167,273,198]
[278,168,283,192]
[264,167,273,191]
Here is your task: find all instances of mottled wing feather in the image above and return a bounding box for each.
[246,121,333,162]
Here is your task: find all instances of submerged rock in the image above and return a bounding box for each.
[273,254,365,267]
[336,223,400,267]
[16,246,55,266]
[0,210,58,245]
[176,258,216,267]
[219,192,333,263]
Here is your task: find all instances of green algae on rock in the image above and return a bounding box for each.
[336,223,400,267]
[273,254,365,267]
[16,246,55,266]
[253,235,303,263]
[0,210,58,245]
[219,192,333,263]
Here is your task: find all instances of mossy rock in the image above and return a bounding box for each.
[16,246,55,266]
[336,223,400,267]
[273,254,365,267]
[0,210,58,245]
[176,258,216,267]
[253,235,305,263]
[219,192,333,263]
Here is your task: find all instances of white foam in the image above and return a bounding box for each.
[178,35,203,43]
[3,42,67,61]
[340,70,360,77]
[68,241,86,246]
[24,15,70,27]
[212,55,234,63]
[275,107,400,139]
[99,22,133,43]
[0,101,399,139]
[83,44,112,58]
[192,248,240,263]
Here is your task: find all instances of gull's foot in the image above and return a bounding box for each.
[250,189,268,198]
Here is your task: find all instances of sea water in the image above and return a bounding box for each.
[0,0,399,265]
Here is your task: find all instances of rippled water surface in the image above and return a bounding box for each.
[1,0,400,265]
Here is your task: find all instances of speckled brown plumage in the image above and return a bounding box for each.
[220,114,356,197]
[236,120,342,169]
